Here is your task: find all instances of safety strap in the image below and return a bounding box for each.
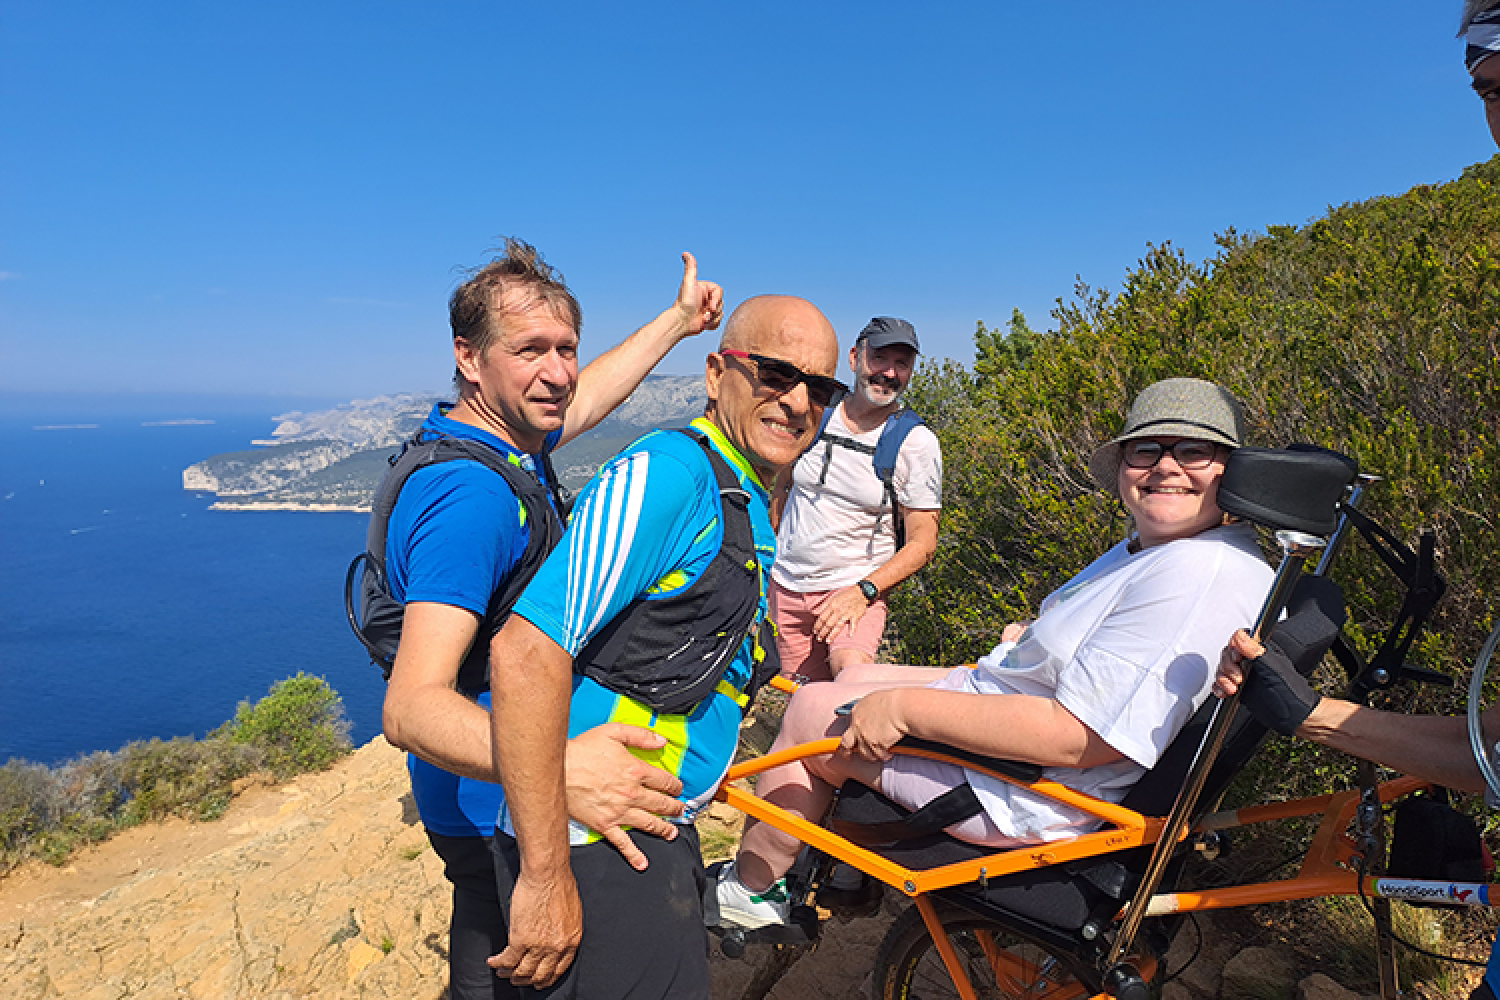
[828,782,984,847]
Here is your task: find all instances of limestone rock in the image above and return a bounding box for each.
[1297,972,1361,1000]
[1161,981,1197,1000]
[1164,911,1237,998]
[1221,944,1297,1000]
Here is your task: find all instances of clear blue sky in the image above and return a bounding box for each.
[2,2,1493,400]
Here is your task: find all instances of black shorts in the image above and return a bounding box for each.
[427,831,511,1000]
[490,825,709,1000]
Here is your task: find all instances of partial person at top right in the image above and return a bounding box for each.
[770,317,943,681]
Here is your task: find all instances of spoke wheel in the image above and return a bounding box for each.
[872,901,1090,1000]
[1468,621,1500,802]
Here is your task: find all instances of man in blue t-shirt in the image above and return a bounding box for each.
[485,295,845,997]
[379,238,724,1000]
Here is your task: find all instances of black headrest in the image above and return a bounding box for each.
[1216,444,1358,536]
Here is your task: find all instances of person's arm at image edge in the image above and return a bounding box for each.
[1300,698,1488,794]
[1216,629,1495,795]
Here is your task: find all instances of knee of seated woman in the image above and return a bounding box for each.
[835,662,887,685]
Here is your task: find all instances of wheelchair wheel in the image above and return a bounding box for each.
[1467,620,1500,802]
[871,900,1089,1000]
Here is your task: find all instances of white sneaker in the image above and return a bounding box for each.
[715,862,792,929]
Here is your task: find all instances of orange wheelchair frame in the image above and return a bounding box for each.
[717,725,1441,999]
[710,455,1493,999]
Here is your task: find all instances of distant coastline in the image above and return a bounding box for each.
[183,379,708,512]
[209,501,368,512]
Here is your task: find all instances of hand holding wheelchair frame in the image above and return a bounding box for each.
[709,445,1493,1000]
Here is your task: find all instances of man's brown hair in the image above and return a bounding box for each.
[449,238,583,389]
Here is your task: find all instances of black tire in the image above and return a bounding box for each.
[871,900,1090,1000]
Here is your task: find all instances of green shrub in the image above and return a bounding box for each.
[1,674,351,871]
[221,672,351,780]
[0,761,48,856]
[118,736,259,823]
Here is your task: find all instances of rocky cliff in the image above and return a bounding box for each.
[182,378,707,511]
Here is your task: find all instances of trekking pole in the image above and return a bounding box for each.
[1104,529,1327,992]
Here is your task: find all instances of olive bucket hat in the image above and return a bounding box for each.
[1088,377,1246,491]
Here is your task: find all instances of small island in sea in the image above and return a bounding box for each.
[183,376,708,512]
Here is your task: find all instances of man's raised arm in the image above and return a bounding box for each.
[559,252,723,445]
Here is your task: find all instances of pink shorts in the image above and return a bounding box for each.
[770,580,888,683]
[879,754,1018,848]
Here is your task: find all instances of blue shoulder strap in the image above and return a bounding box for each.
[871,407,925,484]
[803,404,925,550]
[813,400,837,441]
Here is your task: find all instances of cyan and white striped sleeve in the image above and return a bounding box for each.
[511,444,710,657]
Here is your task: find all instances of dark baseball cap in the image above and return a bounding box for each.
[856,316,920,353]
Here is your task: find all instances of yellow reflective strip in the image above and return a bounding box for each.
[690,417,764,491]
[715,679,750,709]
[653,712,689,774]
[497,453,528,526]
[647,568,690,596]
[607,697,689,777]
[693,517,718,546]
[608,696,654,730]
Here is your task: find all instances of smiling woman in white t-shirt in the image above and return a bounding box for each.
[716,378,1277,930]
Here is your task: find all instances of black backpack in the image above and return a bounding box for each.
[1387,788,1491,905]
[571,429,780,715]
[344,431,567,694]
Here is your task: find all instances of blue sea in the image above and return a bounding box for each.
[0,392,387,766]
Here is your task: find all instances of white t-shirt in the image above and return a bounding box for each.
[927,522,1273,844]
[772,404,943,593]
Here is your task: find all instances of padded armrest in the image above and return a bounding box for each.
[896,736,1044,784]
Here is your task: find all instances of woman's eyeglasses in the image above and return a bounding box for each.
[719,349,848,407]
[1122,439,1223,470]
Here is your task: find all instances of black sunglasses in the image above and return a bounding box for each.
[719,349,848,408]
[1122,438,1224,471]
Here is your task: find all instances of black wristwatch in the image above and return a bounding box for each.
[857,579,879,602]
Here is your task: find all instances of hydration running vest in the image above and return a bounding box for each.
[572,429,780,716]
[810,404,926,550]
[344,430,567,695]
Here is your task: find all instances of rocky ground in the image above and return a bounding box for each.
[0,736,1483,999]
